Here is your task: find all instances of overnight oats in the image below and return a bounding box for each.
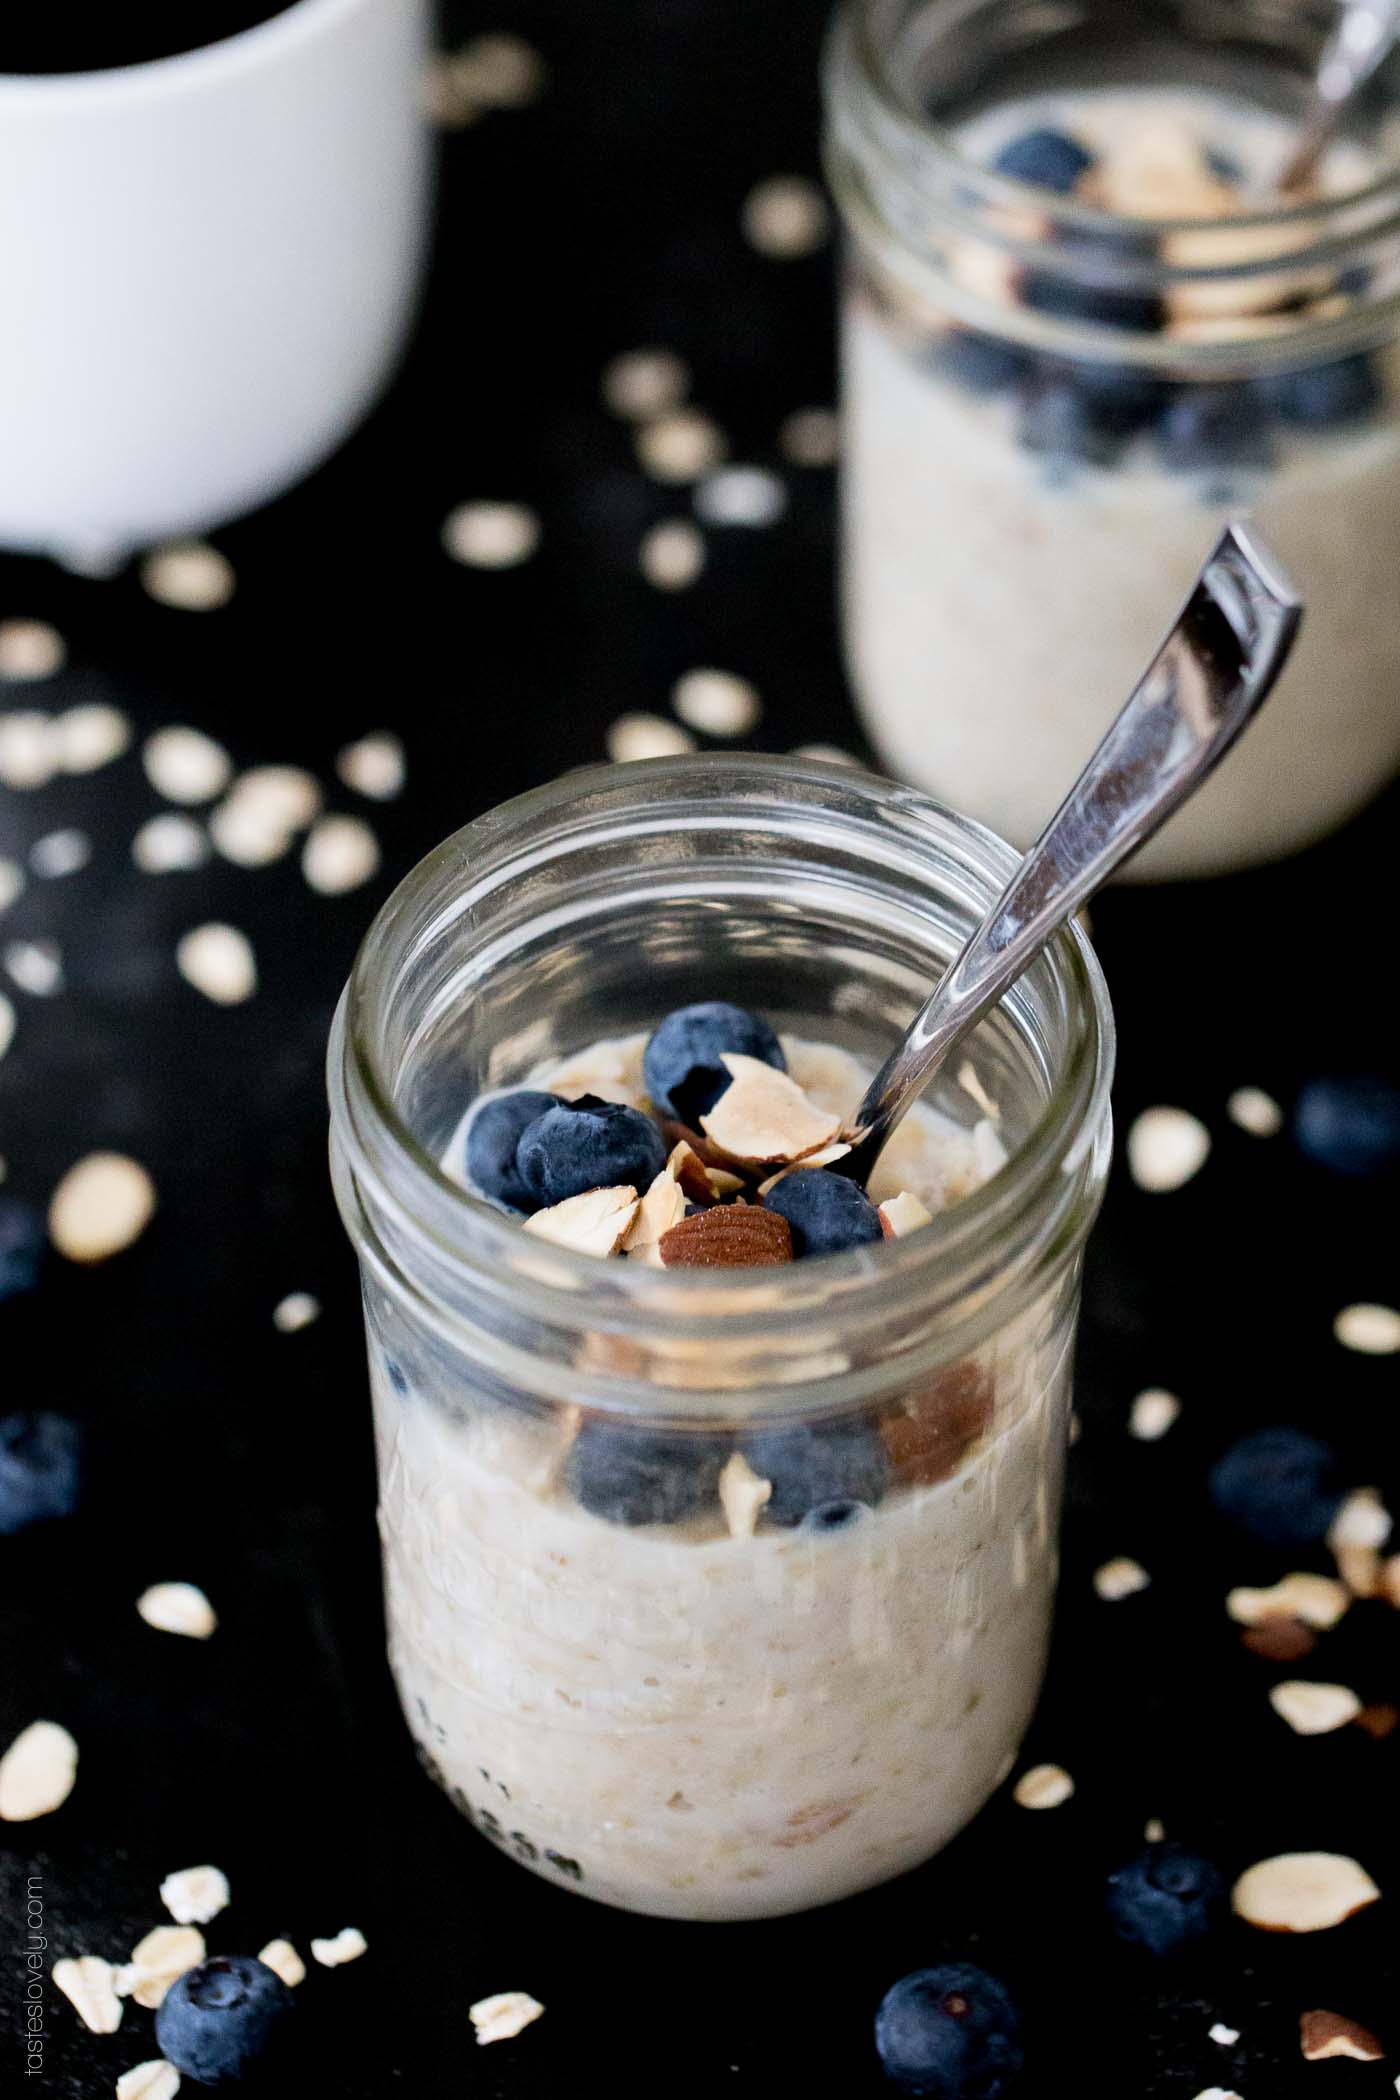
[329,758,1113,1919]
[826,0,1400,878]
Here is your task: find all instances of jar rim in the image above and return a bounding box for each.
[331,756,1115,1362]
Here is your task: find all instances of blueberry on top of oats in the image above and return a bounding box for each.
[642,1001,786,1125]
[763,1166,884,1258]
[517,1097,668,1207]
[465,1088,563,1211]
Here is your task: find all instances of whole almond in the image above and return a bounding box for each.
[659,1205,793,1269]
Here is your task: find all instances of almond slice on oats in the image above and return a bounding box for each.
[116,2064,182,2100]
[0,1718,78,1820]
[1300,2010,1384,2062]
[1227,1573,1351,1630]
[623,1169,688,1260]
[522,1185,639,1257]
[1232,1851,1380,1932]
[1268,1681,1362,1736]
[470,1991,545,2045]
[719,1452,772,1538]
[53,1955,123,2033]
[699,1054,841,1165]
[878,1190,933,1239]
[756,1143,852,1197]
[659,1204,793,1269]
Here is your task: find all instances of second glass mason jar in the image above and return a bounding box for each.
[329,758,1113,1920]
[826,0,1400,880]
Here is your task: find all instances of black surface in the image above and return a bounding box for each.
[2,4,1398,2095]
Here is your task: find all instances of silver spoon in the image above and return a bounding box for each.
[838,520,1302,1188]
[1278,0,1400,194]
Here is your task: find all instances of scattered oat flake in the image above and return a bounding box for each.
[132,814,209,873]
[142,727,233,805]
[141,542,235,611]
[208,766,322,867]
[1227,1085,1284,1137]
[3,939,60,996]
[0,617,65,679]
[137,1584,217,1641]
[640,519,706,590]
[1145,1817,1165,1843]
[442,501,540,569]
[470,1992,545,2045]
[1270,1680,1362,1735]
[635,409,726,483]
[0,710,58,788]
[1013,1763,1074,1809]
[160,1865,229,1925]
[1334,1302,1400,1355]
[779,406,839,466]
[693,466,787,528]
[258,1939,306,1988]
[453,32,544,106]
[124,1926,206,2009]
[335,732,405,801]
[50,1153,156,1263]
[701,1054,841,1164]
[1301,2010,1384,2062]
[672,668,761,738]
[1330,1486,1393,1551]
[1209,2022,1239,2046]
[523,1185,639,1258]
[116,2064,182,2100]
[1232,1851,1380,1932]
[1193,2090,1242,2100]
[311,1927,367,1968]
[602,347,690,420]
[31,827,91,878]
[1130,1387,1181,1439]
[56,703,131,772]
[742,175,829,257]
[1127,1106,1211,1191]
[1094,1556,1150,1600]
[274,1291,320,1333]
[878,1189,933,1238]
[53,1956,122,2033]
[176,924,257,1005]
[1227,1572,1350,1629]
[302,814,380,895]
[0,858,23,912]
[0,1719,78,1820]
[422,50,481,127]
[606,711,696,763]
[719,1452,772,1538]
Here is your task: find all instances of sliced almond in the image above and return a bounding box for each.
[699,1054,841,1165]
[0,1719,78,1820]
[522,1185,639,1258]
[756,1143,853,1198]
[658,1204,793,1269]
[666,1140,716,1204]
[470,1991,545,2045]
[1227,1573,1351,1630]
[878,1189,933,1239]
[53,1955,123,2033]
[1232,1851,1380,1932]
[258,1938,306,1987]
[1012,1763,1074,1809]
[623,1169,688,1261]
[1269,1681,1362,1736]
[160,1865,229,1925]
[718,1452,772,1538]
[125,1926,205,2009]
[1300,2010,1384,2061]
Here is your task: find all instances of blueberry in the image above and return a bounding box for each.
[1021,268,1164,335]
[0,1196,44,1304]
[1294,1074,1400,1177]
[935,331,1036,396]
[564,1419,728,1526]
[1157,384,1274,473]
[1208,1426,1342,1546]
[642,1002,786,1126]
[744,1419,889,1526]
[1019,363,1164,468]
[993,128,1094,196]
[875,1963,1023,2097]
[155,1955,295,2084]
[1260,352,1382,427]
[800,1497,870,1533]
[763,1168,884,1259]
[1105,1842,1228,1954]
[517,1099,667,1206]
[0,1413,81,1535]
[465,1089,562,1212]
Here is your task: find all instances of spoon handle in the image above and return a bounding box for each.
[840,521,1302,1184]
[1280,0,1400,192]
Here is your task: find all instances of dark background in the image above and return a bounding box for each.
[2,3,1397,2093]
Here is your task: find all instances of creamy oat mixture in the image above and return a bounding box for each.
[373,1034,1072,1920]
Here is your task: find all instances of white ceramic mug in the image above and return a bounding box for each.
[0,0,431,563]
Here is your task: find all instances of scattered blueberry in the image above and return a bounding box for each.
[1260,352,1382,427]
[0,1413,81,1535]
[935,330,1036,395]
[1208,1426,1342,1546]
[875,1963,1023,2097]
[1105,1842,1228,1954]
[800,1497,871,1533]
[0,1196,44,1304]
[1020,361,1165,468]
[1294,1074,1400,1177]
[744,1419,889,1526]
[993,127,1094,196]
[465,1090,562,1211]
[564,1419,728,1526]
[517,1098,668,1206]
[763,1168,884,1259]
[155,1955,295,2084]
[1021,267,1164,335]
[642,1002,786,1126]
[1157,384,1274,473]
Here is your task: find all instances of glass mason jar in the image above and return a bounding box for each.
[328,757,1113,1921]
[825,0,1400,880]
